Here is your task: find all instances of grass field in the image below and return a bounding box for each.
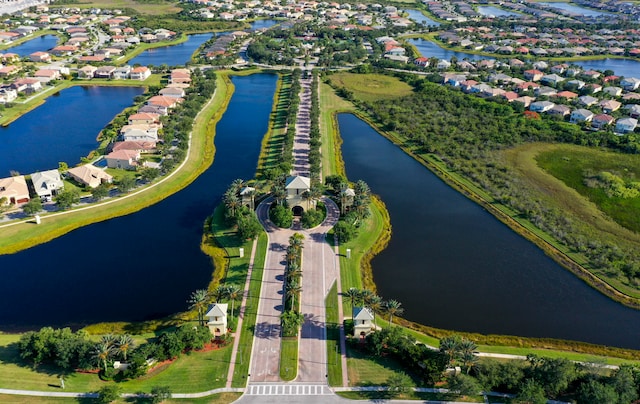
[319,82,354,179]
[0,392,242,403]
[54,0,182,15]
[327,73,413,103]
[256,72,290,178]
[279,338,298,381]
[325,282,343,386]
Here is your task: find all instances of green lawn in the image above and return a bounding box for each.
[279,338,298,381]
[256,72,291,178]
[0,392,242,403]
[325,282,343,386]
[327,73,413,103]
[319,82,354,178]
[52,0,183,14]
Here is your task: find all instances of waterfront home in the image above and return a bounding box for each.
[0,65,21,77]
[111,140,156,153]
[530,101,555,112]
[599,99,621,114]
[11,78,41,94]
[285,175,312,212]
[31,169,63,202]
[0,88,17,103]
[592,114,615,129]
[33,69,60,83]
[0,175,30,206]
[414,57,429,67]
[170,68,191,84]
[147,95,182,113]
[621,77,640,91]
[130,66,151,81]
[570,108,594,124]
[128,112,160,125]
[29,51,51,63]
[94,66,116,79]
[105,149,140,170]
[205,303,228,337]
[113,66,131,80]
[615,118,638,134]
[121,124,160,142]
[353,307,375,338]
[159,87,185,98]
[78,65,97,79]
[50,45,78,56]
[67,164,113,188]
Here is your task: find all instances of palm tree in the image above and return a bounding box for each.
[384,299,404,325]
[286,246,300,265]
[289,233,305,249]
[212,285,228,302]
[188,289,210,326]
[281,311,304,336]
[100,334,116,348]
[366,294,382,329]
[301,190,313,211]
[115,334,135,361]
[92,342,115,373]
[223,191,240,217]
[461,350,478,374]
[344,287,362,309]
[231,178,245,193]
[286,280,302,311]
[439,335,462,366]
[226,285,242,317]
[287,262,302,280]
[354,180,370,197]
[273,186,286,206]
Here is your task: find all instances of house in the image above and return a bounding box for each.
[130,66,151,81]
[599,99,621,114]
[414,57,429,67]
[105,149,140,170]
[94,66,116,79]
[29,51,51,62]
[535,86,557,97]
[205,303,228,337]
[121,124,160,142]
[159,87,185,98]
[12,78,41,94]
[621,77,640,92]
[529,101,555,113]
[285,175,312,213]
[147,96,182,113]
[592,114,615,129]
[128,112,160,125]
[33,69,60,83]
[0,175,30,206]
[437,59,451,69]
[523,69,544,81]
[111,140,156,153]
[602,86,623,97]
[570,108,594,124]
[67,164,113,188]
[78,65,97,79]
[513,96,535,107]
[615,117,638,134]
[626,104,640,119]
[541,74,564,86]
[31,169,63,202]
[112,65,131,80]
[548,104,571,117]
[554,91,577,100]
[0,88,17,103]
[170,68,191,84]
[0,65,21,77]
[578,95,598,107]
[353,307,375,338]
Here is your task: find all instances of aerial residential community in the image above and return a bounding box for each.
[1,0,640,402]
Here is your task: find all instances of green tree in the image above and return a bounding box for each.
[334,220,356,242]
[116,176,136,193]
[22,199,42,216]
[226,285,242,318]
[55,188,80,210]
[344,287,362,309]
[286,280,302,311]
[447,373,481,397]
[611,365,638,404]
[383,299,404,325]
[150,385,172,403]
[91,183,110,201]
[92,342,115,373]
[237,211,262,240]
[188,289,210,326]
[140,167,160,182]
[515,379,547,404]
[281,310,304,336]
[439,335,462,366]
[386,372,414,397]
[115,334,135,361]
[96,385,121,404]
[576,380,619,404]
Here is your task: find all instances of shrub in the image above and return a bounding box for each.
[270,203,293,228]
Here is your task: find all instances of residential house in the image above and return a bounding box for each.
[353,307,375,338]
[0,88,17,103]
[130,66,151,81]
[105,149,140,170]
[170,68,191,84]
[29,51,51,62]
[285,175,312,212]
[599,99,622,114]
[205,303,228,337]
[513,96,535,107]
[621,77,640,92]
[121,124,160,142]
[33,69,60,83]
[566,79,586,90]
[626,104,640,119]
[578,95,598,107]
[112,65,131,80]
[94,66,116,79]
[67,164,113,188]
[529,101,555,112]
[31,169,63,202]
[615,117,638,134]
[78,65,97,79]
[12,78,41,94]
[50,45,78,56]
[147,95,182,114]
[548,104,571,117]
[159,87,185,98]
[0,65,21,77]
[0,175,30,206]
[602,86,623,97]
[128,112,159,125]
[592,114,615,129]
[586,83,602,94]
[535,86,557,97]
[541,74,564,86]
[437,59,451,69]
[554,91,577,100]
[524,69,544,81]
[570,108,594,124]
[413,57,429,67]
[111,140,156,153]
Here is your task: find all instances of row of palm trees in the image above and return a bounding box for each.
[92,334,135,373]
[439,335,478,374]
[187,285,243,326]
[281,233,305,336]
[223,178,248,218]
[344,287,405,327]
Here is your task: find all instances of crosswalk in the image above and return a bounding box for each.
[246,384,331,396]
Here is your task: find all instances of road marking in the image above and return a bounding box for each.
[246,385,331,395]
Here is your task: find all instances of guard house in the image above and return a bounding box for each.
[285,175,311,215]
[205,303,228,337]
[240,186,255,210]
[340,187,355,214]
[353,307,375,338]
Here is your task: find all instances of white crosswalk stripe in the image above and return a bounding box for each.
[246,384,331,395]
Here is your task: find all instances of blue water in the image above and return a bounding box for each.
[575,59,640,78]
[129,20,278,66]
[409,38,492,62]
[477,5,521,17]
[539,2,614,16]
[0,86,144,177]
[0,74,277,331]
[5,35,58,56]
[339,113,640,349]
[403,9,440,26]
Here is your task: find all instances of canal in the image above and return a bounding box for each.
[0,86,144,177]
[338,113,640,350]
[0,74,277,331]
[5,35,58,56]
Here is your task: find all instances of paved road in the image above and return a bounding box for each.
[292,70,312,177]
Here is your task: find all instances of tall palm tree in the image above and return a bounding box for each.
[116,334,135,361]
[461,350,478,374]
[289,233,305,249]
[439,335,462,366]
[281,311,304,336]
[226,285,242,317]
[344,287,362,309]
[301,190,313,211]
[384,299,404,325]
[92,342,115,373]
[354,180,370,197]
[286,246,300,265]
[231,178,245,193]
[286,280,302,311]
[366,294,382,329]
[187,289,210,326]
[286,262,302,280]
[273,186,286,206]
[100,334,116,348]
[212,285,228,302]
[223,191,240,217]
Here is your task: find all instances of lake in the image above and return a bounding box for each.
[0,86,144,177]
[129,20,278,66]
[538,2,614,16]
[575,59,640,79]
[5,35,58,56]
[403,9,441,27]
[476,6,521,17]
[0,74,277,331]
[338,113,640,350]
[408,38,492,62]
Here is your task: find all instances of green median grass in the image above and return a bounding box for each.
[279,338,298,381]
[325,282,342,386]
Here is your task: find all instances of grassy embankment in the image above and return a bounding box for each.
[53,0,183,15]
[324,72,640,363]
[0,73,230,257]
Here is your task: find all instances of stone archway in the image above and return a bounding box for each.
[292,205,304,216]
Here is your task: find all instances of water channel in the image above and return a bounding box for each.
[0,86,144,177]
[476,6,521,18]
[338,113,640,350]
[409,38,492,62]
[403,9,441,27]
[5,35,58,56]
[0,74,277,331]
[128,19,278,66]
[538,2,614,17]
